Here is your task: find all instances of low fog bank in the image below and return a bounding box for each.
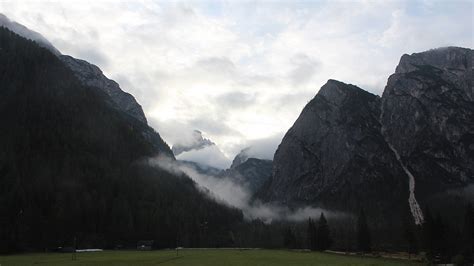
[148,155,344,223]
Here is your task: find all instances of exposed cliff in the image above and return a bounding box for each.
[259,47,473,226]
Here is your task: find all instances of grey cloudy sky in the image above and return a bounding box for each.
[1,0,472,165]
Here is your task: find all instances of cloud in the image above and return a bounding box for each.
[176,145,231,169]
[214,91,257,109]
[188,117,240,138]
[1,1,471,161]
[149,155,342,222]
[233,133,285,161]
[195,56,237,76]
[289,53,320,86]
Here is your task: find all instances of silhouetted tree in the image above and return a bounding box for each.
[404,222,418,257]
[422,207,435,261]
[283,227,296,249]
[307,218,317,250]
[434,213,448,262]
[462,204,474,262]
[422,208,450,263]
[316,213,332,251]
[357,209,371,253]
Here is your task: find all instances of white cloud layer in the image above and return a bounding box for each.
[149,155,343,222]
[177,145,231,169]
[1,0,472,159]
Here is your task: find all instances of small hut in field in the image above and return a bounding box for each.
[137,240,154,251]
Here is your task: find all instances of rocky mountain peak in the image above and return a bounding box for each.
[382,47,474,189]
[261,78,405,216]
[172,130,216,156]
[230,147,251,169]
[317,79,354,105]
[395,47,472,74]
[317,79,380,107]
[224,154,273,194]
[260,47,473,228]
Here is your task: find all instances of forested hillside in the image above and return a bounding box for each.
[0,27,242,253]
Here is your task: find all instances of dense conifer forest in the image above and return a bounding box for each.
[0,27,242,252]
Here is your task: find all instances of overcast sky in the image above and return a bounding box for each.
[1,0,472,166]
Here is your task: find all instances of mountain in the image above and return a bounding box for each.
[224,158,272,194]
[172,130,215,156]
[172,130,230,169]
[381,47,473,198]
[173,146,272,196]
[220,148,273,194]
[260,47,473,227]
[177,160,223,177]
[0,13,148,126]
[230,147,251,169]
[0,26,242,252]
[259,80,408,221]
[60,55,148,124]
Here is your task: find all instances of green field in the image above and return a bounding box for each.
[0,249,422,266]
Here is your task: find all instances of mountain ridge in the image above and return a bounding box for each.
[0,25,241,252]
[0,14,150,126]
[259,46,473,227]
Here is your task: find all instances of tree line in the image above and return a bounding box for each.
[281,210,370,253]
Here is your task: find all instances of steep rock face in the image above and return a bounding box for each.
[262,80,408,215]
[260,47,473,227]
[381,47,474,199]
[223,157,272,194]
[60,55,148,124]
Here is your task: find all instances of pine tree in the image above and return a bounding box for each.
[434,213,448,262]
[422,208,449,263]
[283,227,296,249]
[357,209,371,253]
[462,204,474,262]
[422,207,435,261]
[316,212,332,251]
[307,218,317,250]
[404,223,418,257]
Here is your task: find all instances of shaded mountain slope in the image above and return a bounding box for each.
[0,27,242,252]
[260,80,408,218]
[259,47,473,230]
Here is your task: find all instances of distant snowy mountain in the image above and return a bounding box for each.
[173,130,230,169]
[172,130,215,156]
